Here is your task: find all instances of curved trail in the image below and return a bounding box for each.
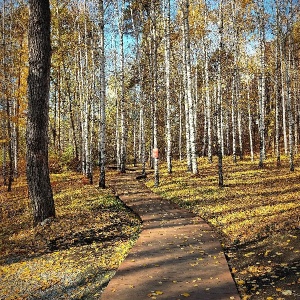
[101,171,240,300]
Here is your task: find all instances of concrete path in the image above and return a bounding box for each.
[101,171,240,300]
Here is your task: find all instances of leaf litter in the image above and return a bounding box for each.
[0,170,141,299]
[146,157,300,300]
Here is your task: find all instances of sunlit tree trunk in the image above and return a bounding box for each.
[13,53,21,177]
[285,14,294,171]
[248,98,254,162]
[119,0,126,173]
[237,108,243,160]
[112,36,121,169]
[257,0,266,168]
[203,0,212,163]
[294,72,299,155]
[78,28,86,175]
[217,0,224,187]
[182,0,198,174]
[182,36,191,171]
[231,80,237,163]
[164,0,172,174]
[84,0,93,183]
[131,5,146,176]
[27,0,55,225]
[179,88,183,161]
[139,103,146,176]
[231,0,237,162]
[275,0,281,166]
[151,0,159,186]
[98,0,106,188]
[63,61,79,161]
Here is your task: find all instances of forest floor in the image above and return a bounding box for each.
[0,169,141,299]
[145,156,300,300]
[0,156,299,300]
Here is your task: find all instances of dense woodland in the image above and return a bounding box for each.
[1,0,300,200]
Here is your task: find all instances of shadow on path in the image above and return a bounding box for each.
[101,171,240,300]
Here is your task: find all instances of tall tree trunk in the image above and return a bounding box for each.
[237,108,243,160]
[257,0,266,168]
[203,0,212,163]
[98,0,106,188]
[275,1,281,166]
[119,0,126,173]
[84,0,92,183]
[113,36,121,169]
[164,0,172,174]
[182,35,192,171]
[231,80,237,163]
[286,35,294,171]
[139,104,146,176]
[131,5,146,176]
[2,0,13,191]
[27,0,55,225]
[6,87,13,192]
[151,0,159,186]
[63,62,79,161]
[280,42,288,155]
[183,0,198,174]
[179,88,183,161]
[248,99,254,162]
[217,0,224,187]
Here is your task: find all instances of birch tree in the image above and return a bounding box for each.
[285,0,295,171]
[217,0,224,187]
[164,0,172,174]
[98,0,106,188]
[151,0,159,186]
[203,0,212,163]
[256,0,266,168]
[274,0,281,166]
[230,0,238,163]
[182,0,198,175]
[119,0,127,173]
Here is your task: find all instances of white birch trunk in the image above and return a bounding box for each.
[231,79,237,163]
[119,0,126,173]
[179,89,183,161]
[237,108,243,160]
[84,0,92,182]
[98,0,106,188]
[248,97,254,162]
[280,42,288,155]
[231,0,237,163]
[286,34,294,171]
[151,0,159,186]
[275,2,281,165]
[164,0,172,174]
[203,2,212,163]
[183,0,198,174]
[182,44,192,171]
[257,0,266,168]
[217,0,224,187]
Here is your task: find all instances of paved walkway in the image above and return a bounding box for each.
[101,171,240,300]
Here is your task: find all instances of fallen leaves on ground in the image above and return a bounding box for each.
[146,156,300,300]
[0,170,141,299]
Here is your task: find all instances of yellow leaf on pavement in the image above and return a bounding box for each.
[181,292,190,297]
[155,290,163,295]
